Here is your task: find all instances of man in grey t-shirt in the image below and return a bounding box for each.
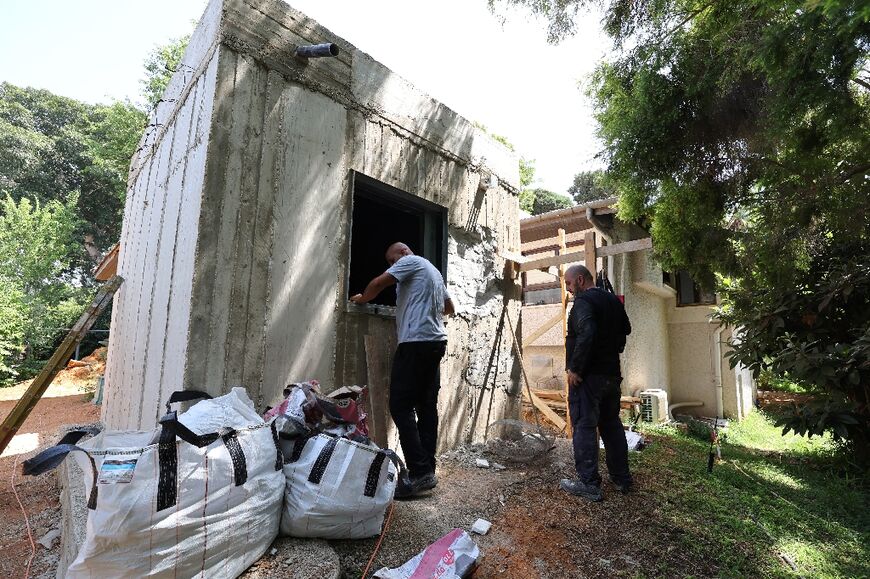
[351,242,454,498]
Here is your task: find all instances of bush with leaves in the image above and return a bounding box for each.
[721,242,870,466]
[568,169,609,204]
[0,194,90,384]
[491,0,870,465]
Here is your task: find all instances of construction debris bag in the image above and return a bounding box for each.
[23,388,284,579]
[373,528,480,578]
[279,432,398,539]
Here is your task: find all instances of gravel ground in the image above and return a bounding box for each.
[328,442,550,578]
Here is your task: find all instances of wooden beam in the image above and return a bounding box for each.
[498,250,528,265]
[0,275,124,454]
[519,250,586,272]
[584,230,597,281]
[523,311,563,346]
[595,237,652,257]
[533,389,567,401]
[523,281,561,292]
[522,388,568,431]
[558,228,571,437]
[505,309,567,432]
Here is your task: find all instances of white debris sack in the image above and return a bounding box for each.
[373,528,480,579]
[280,433,398,539]
[23,388,284,579]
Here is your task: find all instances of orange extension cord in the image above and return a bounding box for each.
[12,455,36,578]
[361,500,396,579]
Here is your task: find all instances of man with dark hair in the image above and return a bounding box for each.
[560,264,633,501]
[351,242,454,498]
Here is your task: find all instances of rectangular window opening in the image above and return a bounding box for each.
[675,270,717,306]
[348,173,446,309]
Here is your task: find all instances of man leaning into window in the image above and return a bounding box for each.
[351,242,454,498]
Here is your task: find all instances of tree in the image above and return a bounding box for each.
[530,188,573,215]
[0,195,89,383]
[568,169,609,204]
[493,0,870,463]
[473,122,540,211]
[0,83,146,265]
[141,35,191,108]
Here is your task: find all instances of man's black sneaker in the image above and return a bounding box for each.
[395,472,438,499]
[559,478,603,502]
[609,475,633,494]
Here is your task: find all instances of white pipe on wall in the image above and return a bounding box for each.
[712,324,725,418]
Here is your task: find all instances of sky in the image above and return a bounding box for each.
[0,0,611,194]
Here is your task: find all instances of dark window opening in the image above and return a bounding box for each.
[348,173,446,308]
[675,270,717,306]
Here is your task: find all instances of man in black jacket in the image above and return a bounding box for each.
[561,264,633,501]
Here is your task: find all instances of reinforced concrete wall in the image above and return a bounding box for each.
[103,0,522,450]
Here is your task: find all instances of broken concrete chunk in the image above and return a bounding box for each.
[38,528,61,549]
[471,518,491,535]
[475,458,490,468]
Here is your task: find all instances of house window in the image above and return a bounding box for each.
[675,270,717,306]
[348,173,447,308]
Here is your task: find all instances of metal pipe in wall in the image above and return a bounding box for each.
[295,43,340,58]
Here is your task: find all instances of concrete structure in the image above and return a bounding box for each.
[520,201,756,421]
[102,0,522,451]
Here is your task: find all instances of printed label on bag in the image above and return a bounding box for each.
[98,454,139,484]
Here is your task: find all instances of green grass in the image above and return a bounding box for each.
[633,411,869,578]
[757,371,814,394]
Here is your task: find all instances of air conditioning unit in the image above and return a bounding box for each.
[640,389,669,423]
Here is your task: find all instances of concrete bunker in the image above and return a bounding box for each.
[101,0,524,453]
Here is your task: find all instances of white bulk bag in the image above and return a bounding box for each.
[280,433,398,539]
[24,388,284,579]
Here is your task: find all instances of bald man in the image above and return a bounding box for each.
[561,264,632,502]
[351,242,454,498]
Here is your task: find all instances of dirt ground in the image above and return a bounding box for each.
[0,350,104,578]
[1,360,745,579]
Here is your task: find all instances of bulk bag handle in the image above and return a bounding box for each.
[155,389,282,511]
[22,428,101,509]
[296,432,404,498]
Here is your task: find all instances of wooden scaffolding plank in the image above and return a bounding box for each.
[584,230,597,281]
[595,237,652,257]
[518,250,586,272]
[506,309,566,432]
[0,275,124,454]
[523,311,563,347]
[558,228,572,437]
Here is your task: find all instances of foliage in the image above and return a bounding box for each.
[567,169,609,204]
[492,0,870,463]
[0,83,145,384]
[519,157,535,189]
[0,195,90,384]
[473,122,539,209]
[636,413,868,576]
[721,241,870,465]
[757,369,812,394]
[0,83,145,261]
[141,35,191,109]
[528,188,573,215]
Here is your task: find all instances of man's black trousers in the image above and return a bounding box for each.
[390,340,447,478]
[568,374,632,486]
